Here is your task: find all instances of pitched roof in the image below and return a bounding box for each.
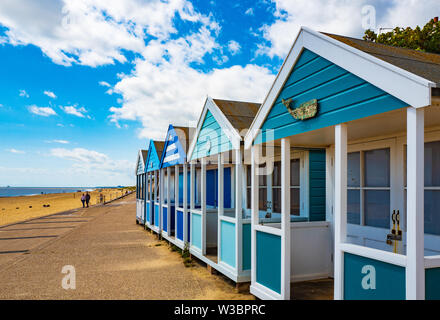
[154,141,165,159]
[140,150,148,162]
[323,32,440,84]
[212,99,261,136]
[173,126,196,153]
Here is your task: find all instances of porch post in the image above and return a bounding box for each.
[201,158,207,255]
[175,165,179,237]
[160,168,164,233]
[183,163,188,243]
[334,124,347,300]
[236,148,243,273]
[281,138,291,300]
[190,162,195,244]
[251,145,259,285]
[167,167,171,233]
[406,107,425,300]
[218,153,224,262]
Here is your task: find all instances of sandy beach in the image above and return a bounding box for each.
[0,188,131,226]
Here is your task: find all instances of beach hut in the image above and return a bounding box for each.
[187,97,260,283]
[135,149,148,225]
[244,27,440,300]
[145,140,165,233]
[159,125,195,248]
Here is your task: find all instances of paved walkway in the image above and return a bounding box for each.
[0,194,253,300]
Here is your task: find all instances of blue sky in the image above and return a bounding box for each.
[0,0,437,187]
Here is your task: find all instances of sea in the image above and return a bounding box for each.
[0,187,97,197]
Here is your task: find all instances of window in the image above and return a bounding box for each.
[425,141,440,235]
[246,165,267,211]
[347,148,391,229]
[405,141,440,236]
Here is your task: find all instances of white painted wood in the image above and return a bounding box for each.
[340,243,407,267]
[251,145,259,286]
[187,97,242,160]
[167,167,171,234]
[281,138,291,300]
[201,158,207,255]
[183,163,188,243]
[424,256,440,269]
[244,27,434,149]
[218,152,224,262]
[236,148,243,273]
[175,165,179,236]
[160,168,164,233]
[406,107,425,300]
[334,124,347,300]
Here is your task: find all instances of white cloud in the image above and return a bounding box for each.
[50,147,134,180]
[1,0,274,141]
[110,62,274,140]
[19,89,29,98]
[258,0,440,59]
[44,90,57,99]
[0,0,218,67]
[245,8,254,16]
[227,40,241,55]
[45,139,69,144]
[56,123,64,127]
[61,105,88,118]
[6,148,25,154]
[99,81,111,87]
[28,105,57,117]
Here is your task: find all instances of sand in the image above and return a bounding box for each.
[0,188,131,226]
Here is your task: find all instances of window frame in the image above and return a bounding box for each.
[244,150,309,221]
[347,138,396,229]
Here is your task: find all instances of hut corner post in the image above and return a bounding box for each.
[334,124,347,300]
[236,148,243,274]
[218,153,224,263]
[406,107,425,300]
[201,158,207,255]
[190,162,195,245]
[250,145,259,286]
[183,163,188,243]
[281,138,291,300]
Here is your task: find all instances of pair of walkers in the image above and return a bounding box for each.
[81,192,91,208]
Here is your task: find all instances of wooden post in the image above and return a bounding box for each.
[281,138,291,300]
[218,153,224,262]
[167,167,171,234]
[183,163,188,243]
[251,145,259,286]
[406,107,425,300]
[334,124,347,300]
[201,158,207,255]
[236,148,243,273]
[190,161,195,244]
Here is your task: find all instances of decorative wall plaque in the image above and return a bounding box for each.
[282,98,318,120]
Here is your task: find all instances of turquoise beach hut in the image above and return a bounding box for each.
[187,97,260,284]
[244,27,440,300]
[135,149,148,225]
[159,125,195,248]
[145,140,165,233]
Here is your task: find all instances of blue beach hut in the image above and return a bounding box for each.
[145,140,165,233]
[244,27,440,300]
[187,97,260,284]
[135,149,148,225]
[159,125,195,248]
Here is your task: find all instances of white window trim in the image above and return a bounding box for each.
[244,150,310,223]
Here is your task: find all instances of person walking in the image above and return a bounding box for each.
[85,192,91,208]
[81,193,86,208]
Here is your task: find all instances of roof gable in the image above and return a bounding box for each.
[160,125,194,168]
[135,149,148,175]
[254,48,409,145]
[245,27,435,149]
[146,140,165,172]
